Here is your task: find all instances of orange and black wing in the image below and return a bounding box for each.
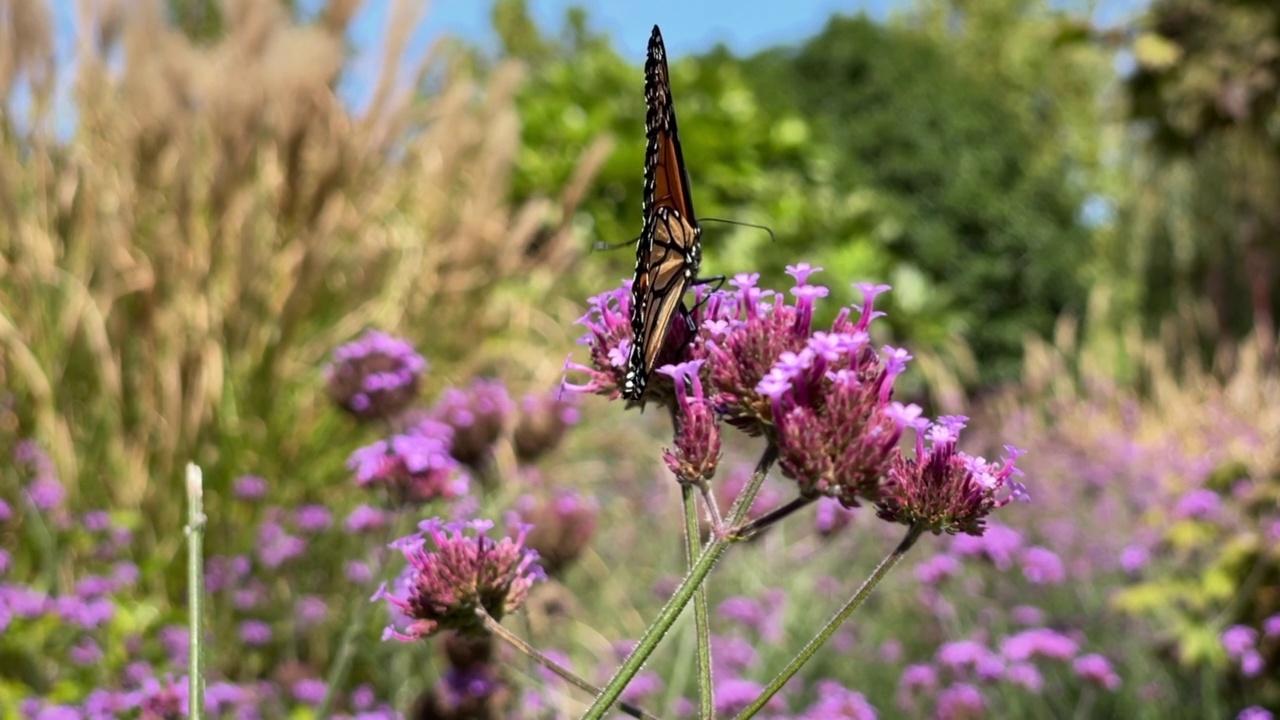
[621,25,704,402]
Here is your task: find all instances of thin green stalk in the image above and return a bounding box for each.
[729,495,816,541]
[477,610,657,720]
[682,484,713,719]
[583,444,778,720]
[185,463,207,720]
[732,523,925,720]
[316,510,411,719]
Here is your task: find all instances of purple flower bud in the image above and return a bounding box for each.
[377,518,543,641]
[1221,625,1257,657]
[1073,654,1121,690]
[658,360,722,485]
[1239,707,1274,720]
[1000,628,1079,662]
[292,679,327,706]
[344,504,389,534]
[240,620,273,646]
[936,683,985,720]
[16,440,64,511]
[233,475,268,501]
[514,490,599,576]
[295,595,328,630]
[325,330,427,422]
[876,418,1027,536]
[294,504,332,533]
[348,429,469,506]
[513,390,580,463]
[434,379,514,469]
[797,679,877,720]
[1020,546,1065,585]
[256,521,305,569]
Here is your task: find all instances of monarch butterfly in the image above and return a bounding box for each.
[621,25,706,402]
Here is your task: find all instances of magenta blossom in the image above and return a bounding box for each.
[348,425,469,505]
[876,416,1027,536]
[325,329,427,421]
[658,359,722,485]
[377,518,544,641]
[433,378,515,468]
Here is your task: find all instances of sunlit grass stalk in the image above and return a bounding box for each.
[185,463,207,720]
[476,610,656,720]
[583,444,779,720]
[316,508,413,719]
[732,522,925,719]
[682,484,714,719]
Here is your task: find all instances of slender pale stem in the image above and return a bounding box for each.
[682,484,714,719]
[185,464,206,720]
[732,523,925,719]
[730,495,816,541]
[478,610,657,720]
[316,510,411,719]
[583,444,779,720]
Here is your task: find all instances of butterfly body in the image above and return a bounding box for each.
[622,25,704,403]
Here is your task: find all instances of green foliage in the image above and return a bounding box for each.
[757,14,1092,381]
[501,1,1100,386]
[1121,0,1280,343]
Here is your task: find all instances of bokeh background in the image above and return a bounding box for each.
[2,0,1279,717]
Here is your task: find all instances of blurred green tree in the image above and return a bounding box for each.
[499,0,1105,385]
[1123,0,1280,359]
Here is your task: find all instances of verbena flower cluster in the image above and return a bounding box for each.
[566,264,1026,531]
[325,329,428,422]
[377,519,544,641]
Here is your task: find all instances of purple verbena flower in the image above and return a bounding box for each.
[325,329,427,421]
[798,679,878,719]
[294,504,332,533]
[239,620,273,646]
[292,679,327,706]
[16,440,64,511]
[1073,654,1121,690]
[233,475,268,501]
[876,417,1027,536]
[513,390,580,463]
[936,683,985,720]
[1020,546,1065,585]
[377,518,543,641]
[514,490,599,576]
[256,521,305,569]
[1239,707,1274,720]
[1221,625,1257,657]
[433,379,514,468]
[295,595,328,630]
[345,504,389,534]
[1000,628,1079,662]
[658,359,721,485]
[348,429,469,506]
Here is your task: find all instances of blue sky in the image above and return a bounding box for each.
[328,0,899,110]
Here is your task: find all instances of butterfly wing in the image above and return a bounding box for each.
[622,25,703,402]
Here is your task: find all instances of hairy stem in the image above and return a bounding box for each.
[683,484,714,718]
[185,464,207,720]
[583,443,778,720]
[733,523,925,719]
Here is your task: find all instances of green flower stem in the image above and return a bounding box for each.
[583,444,779,720]
[477,610,657,720]
[732,523,925,720]
[682,484,714,719]
[316,510,411,719]
[185,463,207,720]
[730,495,817,541]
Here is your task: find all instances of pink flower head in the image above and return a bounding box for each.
[325,329,427,421]
[377,518,544,641]
[433,379,514,469]
[1073,654,1121,691]
[347,425,469,506]
[876,417,1028,536]
[513,389,581,463]
[658,359,722,485]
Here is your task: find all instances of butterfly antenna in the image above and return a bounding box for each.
[700,217,777,243]
[592,235,642,253]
